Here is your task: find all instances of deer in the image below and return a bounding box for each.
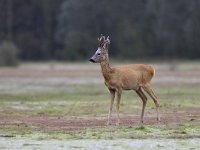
[89,35,160,126]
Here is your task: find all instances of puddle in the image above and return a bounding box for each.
[0,138,199,150]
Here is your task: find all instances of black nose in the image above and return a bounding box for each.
[89,58,95,63]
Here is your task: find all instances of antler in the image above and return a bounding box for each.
[98,35,110,47]
[98,34,105,46]
[105,36,110,44]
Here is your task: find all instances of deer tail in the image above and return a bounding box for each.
[149,65,155,77]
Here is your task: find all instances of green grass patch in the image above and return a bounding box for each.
[0,124,199,140]
[0,84,199,116]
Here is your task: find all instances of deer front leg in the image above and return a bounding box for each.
[115,89,122,125]
[107,89,115,125]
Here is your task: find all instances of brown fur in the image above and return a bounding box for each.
[104,64,155,91]
[102,56,159,126]
[91,35,160,126]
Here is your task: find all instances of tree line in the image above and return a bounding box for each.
[0,0,200,63]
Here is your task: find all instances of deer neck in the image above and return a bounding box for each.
[100,54,112,81]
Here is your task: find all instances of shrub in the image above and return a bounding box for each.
[0,41,19,66]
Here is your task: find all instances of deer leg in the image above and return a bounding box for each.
[142,83,160,122]
[136,87,147,126]
[115,90,122,125]
[107,89,115,125]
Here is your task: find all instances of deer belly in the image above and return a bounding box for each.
[122,82,139,90]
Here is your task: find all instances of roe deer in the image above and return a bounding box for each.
[89,35,160,126]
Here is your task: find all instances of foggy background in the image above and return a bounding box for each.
[0,0,200,66]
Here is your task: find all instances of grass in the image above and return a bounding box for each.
[0,84,199,116]
[0,124,200,140]
[0,83,199,140]
[0,62,199,141]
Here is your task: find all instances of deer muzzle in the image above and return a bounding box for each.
[89,58,95,63]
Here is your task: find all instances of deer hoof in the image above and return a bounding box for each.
[116,122,120,126]
[138,121,144,128]
[157,118,161,124]
[106,121,111,126]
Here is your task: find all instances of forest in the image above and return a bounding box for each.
[0,0,200,62]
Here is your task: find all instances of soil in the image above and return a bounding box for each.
[0,63,199,133]
[0,108,199,132]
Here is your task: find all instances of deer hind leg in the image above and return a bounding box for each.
[142,83,160,122]
[115,89,122,125]
[136,87,147,126]
[107,89,115,125]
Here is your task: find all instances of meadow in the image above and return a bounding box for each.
[0,62,199,149]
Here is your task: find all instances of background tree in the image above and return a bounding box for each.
[0,0,199,62]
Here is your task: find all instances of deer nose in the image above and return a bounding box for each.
[89,58,95,63]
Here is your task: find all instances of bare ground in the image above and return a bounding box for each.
[0,108,199,132]
[0,62,200,133]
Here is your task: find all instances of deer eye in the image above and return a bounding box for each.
[97,53,101,56]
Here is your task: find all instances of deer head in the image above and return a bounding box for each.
[89,35,110,63]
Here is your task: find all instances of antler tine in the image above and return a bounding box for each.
[98,34,105,41]
[98,34,103,41]
[105,36,110,44]
[98,34,110,43]
[100,34,104,39]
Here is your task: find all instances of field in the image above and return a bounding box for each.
[0,62,200,149]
